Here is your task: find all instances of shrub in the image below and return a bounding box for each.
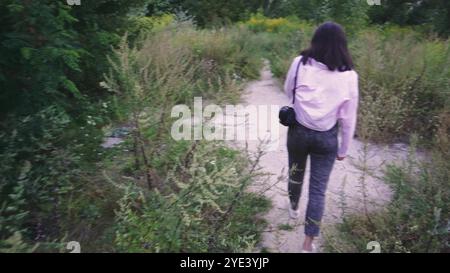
[113,142,270,252]
[323,136,449,253]
[101,23,271,252]
[352,28,450,142]
[127,14,175,40]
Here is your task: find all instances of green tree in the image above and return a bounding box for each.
[264,0,368,30]
[368,0,450,36]
[0,0,148,249]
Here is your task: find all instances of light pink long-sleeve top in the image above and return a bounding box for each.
[284,56,359,157]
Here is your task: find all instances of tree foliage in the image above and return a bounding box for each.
[0,0,148,250]
[145,0,448,36]
[368,0,450,35]
[146,0,264,26]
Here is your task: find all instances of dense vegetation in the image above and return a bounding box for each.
[148,0,449,35]
[0,2,269,252]
[240,16,450,252]
[0,0,448,252]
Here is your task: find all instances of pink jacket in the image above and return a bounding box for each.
[284,56,359,157]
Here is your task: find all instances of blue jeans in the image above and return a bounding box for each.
[287,121,338,237]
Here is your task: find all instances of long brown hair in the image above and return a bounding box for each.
[300,22,354,72]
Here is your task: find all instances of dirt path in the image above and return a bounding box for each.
[237,61,411,253]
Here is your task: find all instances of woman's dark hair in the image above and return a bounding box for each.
[300,22,354,72]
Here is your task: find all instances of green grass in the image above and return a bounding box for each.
[278,223,294,231]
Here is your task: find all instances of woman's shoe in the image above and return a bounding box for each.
[288,206,300,219]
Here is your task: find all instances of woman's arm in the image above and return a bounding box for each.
[284,56,302,101]
[337,72,359,158]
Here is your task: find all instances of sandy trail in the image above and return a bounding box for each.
[233,61,411,253]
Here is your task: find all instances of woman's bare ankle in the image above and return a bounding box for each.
[302,236,314,251]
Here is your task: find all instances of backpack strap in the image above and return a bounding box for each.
[292,57,302,104]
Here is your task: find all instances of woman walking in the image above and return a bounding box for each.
[284,22,359,252]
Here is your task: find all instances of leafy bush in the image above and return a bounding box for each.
[127,14,175,41]
[183,25,265,83]
[352,28,450,142]
[0,0,149,251]
[114,142,270,252]
[100,23,271,252]
[324,135,449,253]
[0,1,270,251]
[244,13,307,33]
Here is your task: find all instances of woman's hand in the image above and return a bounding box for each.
[336,156,346,161]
